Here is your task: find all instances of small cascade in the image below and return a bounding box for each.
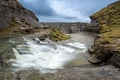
[10,36,87,73]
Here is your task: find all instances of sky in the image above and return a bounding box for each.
[19,0,117,23]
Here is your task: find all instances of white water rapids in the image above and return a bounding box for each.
[10,36,88,73]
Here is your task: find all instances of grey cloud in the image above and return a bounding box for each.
[19,0,56,16]
[19,0,116,22]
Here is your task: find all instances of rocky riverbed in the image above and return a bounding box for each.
[0,32,120,80]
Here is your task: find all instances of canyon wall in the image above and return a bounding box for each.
[89,1,120,67]
[40,22,99,33]
[40,22,86,33]
[0,0,41,34]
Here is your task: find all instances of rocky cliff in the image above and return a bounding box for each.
[40,22,86,33]
[89,1,120,67]
[0,0,41,35]
[40,22,99,34]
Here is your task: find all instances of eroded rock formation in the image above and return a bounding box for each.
[89,1,120,67]
[0,0,40,34]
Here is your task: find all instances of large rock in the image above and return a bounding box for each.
[0,38,16,71]
[89,1,120,67]
[0,0,41,34]
[1,65,120,80]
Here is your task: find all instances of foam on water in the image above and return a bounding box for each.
[12,38,87,73]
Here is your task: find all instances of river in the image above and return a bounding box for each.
[1,32,119,80]
[8,32,95,73]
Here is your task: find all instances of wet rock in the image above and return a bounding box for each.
[15,69,41,80]
[108,51,120,67]
[1,47,16,68]
[88,55,102,64]
[2,65,119,80]
[0,38,16,69]
[1,72,15,80]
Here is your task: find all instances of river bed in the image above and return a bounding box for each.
[1,32,119,80]
[9,32,96,73]
[0,32,96,72]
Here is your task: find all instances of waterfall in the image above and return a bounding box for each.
[11,36,87,73]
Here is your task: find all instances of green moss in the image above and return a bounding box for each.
[91,1,120,45]
[100,38,113,44]
[100,25,112,33]
[0,22,34,35]
[101,25,120,38]
[0,22,20,34]
[91,1,120,26]
[117,44,120,47]
[50,28,70,42]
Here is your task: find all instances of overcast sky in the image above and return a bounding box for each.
[19,0,116,23]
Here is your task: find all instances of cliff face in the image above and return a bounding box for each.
[89,1,120,67]
[40,22,91,33]
[0,0,40,34]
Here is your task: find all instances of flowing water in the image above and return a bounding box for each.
[0,32,96,73]
[1,33,120,80]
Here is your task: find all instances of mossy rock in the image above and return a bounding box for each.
[0,21,34,35]
[99,38,113,44]
[100,25,112,33]
[90,1,120,67]
[50,28,70,42]
[91,1,120,26]
[101,25,120,38]
[91,1,120,43]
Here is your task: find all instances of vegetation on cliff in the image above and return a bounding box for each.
[90,1,120,67]
[50,28,70,42]
[91,1,120,43]
[0,0,40,36]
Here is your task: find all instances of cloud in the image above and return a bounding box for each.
[19,0,116,22]
[19,0,56,16]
